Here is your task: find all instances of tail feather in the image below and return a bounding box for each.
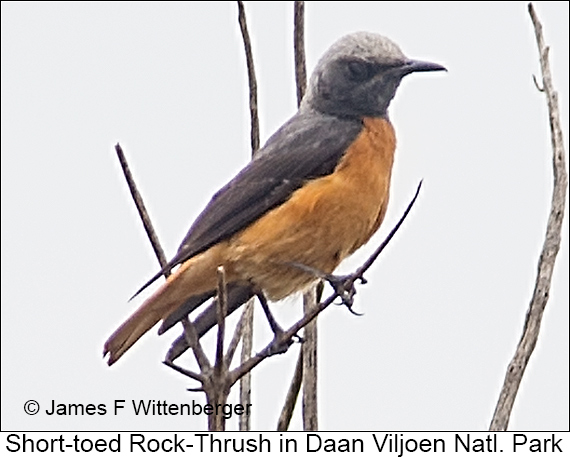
[159,283,254,335]
[104,247,224,365]
[158,290,216,335]
[103,297,165,365]
[166,284,255,361]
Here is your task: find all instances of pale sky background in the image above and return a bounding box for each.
[1,2,568,432]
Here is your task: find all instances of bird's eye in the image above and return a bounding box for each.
[347,60,372,82]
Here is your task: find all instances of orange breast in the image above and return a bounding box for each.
[226,117,396,300]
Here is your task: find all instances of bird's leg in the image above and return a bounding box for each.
[255,291,302,355]
[256,291,283,335]
[287,262,365,315]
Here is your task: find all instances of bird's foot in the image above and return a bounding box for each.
[267,328,303,356]
[287,261,365,315]
[324,273,364,315]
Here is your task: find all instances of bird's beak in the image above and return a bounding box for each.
[399,59,447,76]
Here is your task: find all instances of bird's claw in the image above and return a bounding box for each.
[325,273,364,316]
[286,261,365,315]
[292,332,305,344]
[267,329,298,356]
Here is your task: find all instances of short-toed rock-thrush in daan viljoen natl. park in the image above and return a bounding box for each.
[104,32,446,365]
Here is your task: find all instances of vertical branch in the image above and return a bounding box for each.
[302,286,319,431]
[115,143,169,272]
[293,1,307,106]
[225,304,251,366]
[237,0,260,154]
[214,267,228,377]
[207,388,228,432]
[277,349,304,431]
[207,267,230,432]
[239,302,254,431]
[294,0,319,432]
[237,0,260,431]
[489,3,568,431]
[275,0,315,431]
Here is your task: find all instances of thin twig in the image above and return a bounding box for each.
[302,286,318,431]
[214,267,228,377]
[532,74,545,92]
[207,268,231,432]
[489,3,568,431]
[293,1,307,106]
[237,1,260,154]
[277,349,303,431]
[293,0,317,432]
[181,317,211,373]
[163,360,204,384]
[239,301,254,431]
[225,304,249,366]
[353,181,423,280]
[237,1,260,431]
[115,143,169,272]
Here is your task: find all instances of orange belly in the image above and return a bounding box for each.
[226,117,396,300]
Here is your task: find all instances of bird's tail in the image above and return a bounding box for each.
[103,247,224,365]
[160,284,255,362]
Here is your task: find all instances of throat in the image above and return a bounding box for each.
[361,116,396,161]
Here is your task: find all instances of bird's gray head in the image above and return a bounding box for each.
[301,32,445,118]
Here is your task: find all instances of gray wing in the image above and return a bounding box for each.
[132,111,362,297]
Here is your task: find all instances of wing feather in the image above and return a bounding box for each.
[132,111,362,297]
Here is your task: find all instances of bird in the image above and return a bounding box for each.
[104,32,445,365]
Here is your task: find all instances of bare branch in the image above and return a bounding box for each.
[206,271,232,431]
[489,3,568,431]
[294,1,307,105]
[163,360,204,384]
[302,286,318,431]
[224,303,249,366]
[236,1,262,431]
[181,317,211,373]
[214,267,228,377]
[115,143,169,272]
[236,1,259,431]
[277,349,303,431]
[532,74,545,92]
[237,1,260,155]
[354,183,423,281]
[239,301,254,431]
[294,0,319,432]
